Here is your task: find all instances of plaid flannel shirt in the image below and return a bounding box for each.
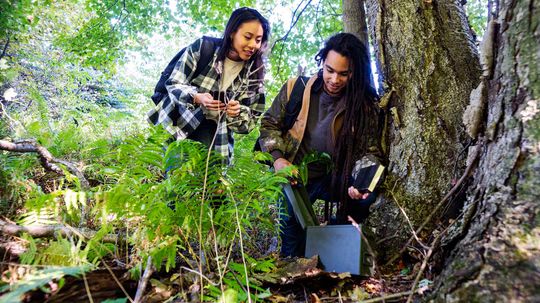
[147,38,266,162]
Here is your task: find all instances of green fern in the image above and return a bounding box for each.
[0,266,90,303]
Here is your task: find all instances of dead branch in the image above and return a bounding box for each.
[0,35,9,60]
[134,256,154,303]
[359,291,414,303]
[406,229,444,303]
[0,139,90,189]
[270,0,313,52]
[0,219,123,243]
[348,216,379,278]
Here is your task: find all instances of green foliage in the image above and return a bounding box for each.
[0,152,38,215]
[464,0,488,39]
[92,128,285,274]
[205,256,275,302]
[54,16,122,71]
[268,0,343,94]
[0,265,90,303]
[0,0,352,300]
[298,151,332,185]
[0,0,39,40]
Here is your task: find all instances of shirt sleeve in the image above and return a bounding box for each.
[163,38,205,138]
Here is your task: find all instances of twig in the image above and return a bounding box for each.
[0,35,9,60]
[359,291,413,303]
[102,260,134,302]
[180,266,219,286]
[270,0,313,51]
[272,0,313,77]
[0,139,90,189]
[228,188,252,302]
[388,190,429,250]
[385,143,481,265]
[134,256,154,303]
[82,271,95,303]
[406,229,443,303]
[347,216,379,278]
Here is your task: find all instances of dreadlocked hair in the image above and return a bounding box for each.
[315,33,379,222]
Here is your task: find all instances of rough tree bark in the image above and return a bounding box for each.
[342,0,375,86]
[364,0,481,260]
[433,1,540,301]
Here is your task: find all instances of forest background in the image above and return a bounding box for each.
[1,0,539,302]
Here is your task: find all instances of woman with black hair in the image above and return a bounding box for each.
[259,33,385,257]
[148,7,270,162]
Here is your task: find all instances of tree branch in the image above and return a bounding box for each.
[0,35,10,60]
[0,219,123,243]
[0,139,90,189]
[270,0,313,52]
[134,256,154,303]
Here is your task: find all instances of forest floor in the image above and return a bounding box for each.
[1,235,423,303]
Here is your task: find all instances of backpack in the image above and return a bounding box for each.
[254,75,310,151]
[151,36,222,104]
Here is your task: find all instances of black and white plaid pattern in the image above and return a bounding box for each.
[147,38,265,161]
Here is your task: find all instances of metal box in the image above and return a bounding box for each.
[305,225,373,276]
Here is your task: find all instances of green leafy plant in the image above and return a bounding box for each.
[0,265,90,303]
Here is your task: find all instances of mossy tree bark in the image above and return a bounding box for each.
[433,1,540,300]
[364,0,481,260]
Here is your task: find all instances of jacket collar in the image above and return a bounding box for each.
[312,70,324,92]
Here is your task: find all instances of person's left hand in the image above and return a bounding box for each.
[348,186,370,200]
[226,100,241,117]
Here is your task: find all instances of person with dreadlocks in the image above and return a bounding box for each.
[258,33,385,257]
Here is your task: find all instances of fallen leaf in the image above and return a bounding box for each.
[310,293,321,303]
[350,286,370,301]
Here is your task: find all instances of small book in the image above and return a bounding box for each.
[352,163,385,193]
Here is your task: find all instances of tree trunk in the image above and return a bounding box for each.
[342,0,375,86]
[342,0,369,46]
[433,1,540,300]
[364,0,481,260]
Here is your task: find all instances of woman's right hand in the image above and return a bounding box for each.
[194,93,224,111]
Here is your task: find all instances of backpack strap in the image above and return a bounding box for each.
[151,37,221,104]
[195,36,221,79]
[283,76,309,131]
[253,76,309,152]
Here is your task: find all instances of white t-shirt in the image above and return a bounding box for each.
[204,58,245,122]
[221,57,245,91]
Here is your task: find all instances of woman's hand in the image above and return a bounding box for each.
[194,93,225,111]
[226,100,241,117]
[348,186,370,200]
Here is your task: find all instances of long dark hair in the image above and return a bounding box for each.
[216,7,270,82]
[315,33,379,220]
